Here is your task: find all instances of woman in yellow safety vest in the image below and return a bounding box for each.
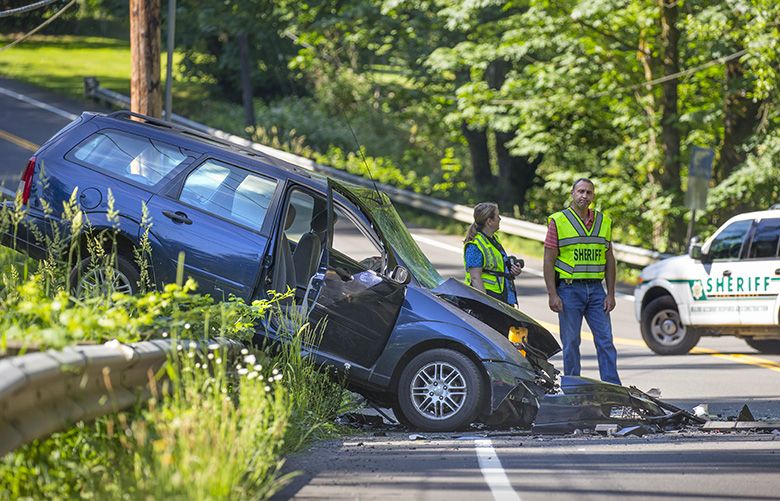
[463,202,523,306]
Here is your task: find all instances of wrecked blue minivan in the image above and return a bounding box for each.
[4,111,693,432]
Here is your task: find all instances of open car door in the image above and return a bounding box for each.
[304,180,406,369]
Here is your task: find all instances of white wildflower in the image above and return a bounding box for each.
[162,331,168,338]
[184,323,191,330]
[272,368,279,376]
[208,343,219,351]
[207,353,214,360]
[264,385,271,392]
[216,358,222,364]
[274,374,283,381]
[237,368,248,376]
[241,348,249,355]
[177,344,183,351]
[253,364,262,371]
[344,363,351,371]
[247,371,258,380]
[243,354,256,365]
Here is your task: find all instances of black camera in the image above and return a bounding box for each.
[508,256,524,269]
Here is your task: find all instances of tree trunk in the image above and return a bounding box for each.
[461,122,493,189]
[495,131,541,213]
[719,58,766,181]
[238,33,256,129]
[657,0,684,247]
[130,0,162,117]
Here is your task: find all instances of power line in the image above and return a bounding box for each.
[0,0,60,18]
[0,0,77,52]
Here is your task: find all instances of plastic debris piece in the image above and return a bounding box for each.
[693,404,709,419]
[594,424,618,435]
[737,404,755,422]
[614,425,653,437]
[408,434,428,441]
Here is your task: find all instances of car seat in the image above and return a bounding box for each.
[292,209,327,288]
[271,204,297,296]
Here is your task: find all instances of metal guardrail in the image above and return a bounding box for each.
[84,79,666,267]
[0,337,243,455]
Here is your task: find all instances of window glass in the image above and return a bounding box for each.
[332,206,382,270]
[708,220,752,260]
[285,191,316,244]
[180,160,276,230]
[748,218,780,259]
[72,129,187,186]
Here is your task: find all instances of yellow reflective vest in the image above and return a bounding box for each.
[549,208,612,280]
[464,232,506,295]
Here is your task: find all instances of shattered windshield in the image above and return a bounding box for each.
[331,181,444,289]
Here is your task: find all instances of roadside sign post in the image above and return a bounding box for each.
[685,147,714,246]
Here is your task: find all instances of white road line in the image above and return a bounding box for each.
[474,439,521,501]
[0,85,78,120]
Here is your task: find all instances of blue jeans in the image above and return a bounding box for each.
[557,281,621,385]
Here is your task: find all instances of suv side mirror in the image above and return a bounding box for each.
[389,265,411,285]
[689,243,703,260]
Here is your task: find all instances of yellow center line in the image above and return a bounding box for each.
[0,128,39,152]
[533,318,780,373]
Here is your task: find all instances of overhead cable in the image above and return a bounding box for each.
[0,0,77,52]
[0,0,60,18]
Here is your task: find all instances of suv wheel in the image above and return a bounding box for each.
[70,255,140,297]
[394,349,484,432]
[641,296,700,355]
[745,338,780,354]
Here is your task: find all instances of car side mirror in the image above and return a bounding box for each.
[388,265,411,285]
[689,243,703,260]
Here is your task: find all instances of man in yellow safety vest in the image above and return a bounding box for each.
[543,178,621,384]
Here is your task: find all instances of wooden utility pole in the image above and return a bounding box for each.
[130,0,162,117]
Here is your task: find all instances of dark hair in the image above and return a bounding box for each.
[571,177,594,192]
[464,202,498,242]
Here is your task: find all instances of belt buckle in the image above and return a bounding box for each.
[564,279,574,284]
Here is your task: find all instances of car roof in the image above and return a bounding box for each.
[724,209,780,222]
[89,110,331,192]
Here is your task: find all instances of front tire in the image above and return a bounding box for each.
[394,349,484,432]
[70,254,140,297]
[745,338,780,354]
[641,296,700,355]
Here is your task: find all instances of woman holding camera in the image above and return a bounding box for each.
[463,202,523,307]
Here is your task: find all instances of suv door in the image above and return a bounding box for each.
[146,158,279,300]
[689,219,753,325]
[303,182,405,369]
[741,217,780,325]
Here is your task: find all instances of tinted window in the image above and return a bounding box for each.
[180,160,277,230]
[72,129,188,186]
[708,220,752,260]
[748,218,780,259]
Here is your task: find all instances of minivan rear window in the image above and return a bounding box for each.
[70,129,188,186]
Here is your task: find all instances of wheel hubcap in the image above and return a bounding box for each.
[79,267,133,296]
[410,362,467,420]
[650,309,685,346]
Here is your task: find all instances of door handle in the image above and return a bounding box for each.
[162,210,192,225]
[722,270,732,277]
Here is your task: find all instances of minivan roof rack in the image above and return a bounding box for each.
[106,110,311,178]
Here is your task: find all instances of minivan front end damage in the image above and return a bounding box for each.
[433,278,704,433]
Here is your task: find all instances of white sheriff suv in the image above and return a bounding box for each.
[635,207,780,355]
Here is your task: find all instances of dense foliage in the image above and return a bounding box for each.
[4,0,779,251]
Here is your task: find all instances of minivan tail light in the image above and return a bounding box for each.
[20,156,36,205]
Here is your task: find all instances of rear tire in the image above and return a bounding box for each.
[641,296,700,355]
[70,254,140,297]
[395,349,484,432]
[745,338,780,354]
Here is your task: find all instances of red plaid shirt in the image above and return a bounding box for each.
[544,209,599,250]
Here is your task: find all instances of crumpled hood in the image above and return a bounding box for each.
[432,278,561,360]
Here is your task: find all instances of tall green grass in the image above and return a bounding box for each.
[0,186,350,498]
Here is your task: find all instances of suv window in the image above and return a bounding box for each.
[332,205,383,270]
[71,129,188,186]
[708,220,753,260]
[747,218,780,259]
[180,159,277,230]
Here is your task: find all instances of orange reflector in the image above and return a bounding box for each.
[508,326,528,344]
